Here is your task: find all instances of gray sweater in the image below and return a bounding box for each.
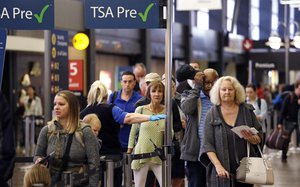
[34,121,100,187]
[180,88,202,161]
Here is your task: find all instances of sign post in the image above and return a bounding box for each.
[0,28,7,89]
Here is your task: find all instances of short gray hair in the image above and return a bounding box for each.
[210,76,245,105]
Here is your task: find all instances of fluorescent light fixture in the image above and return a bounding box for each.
[266,34,283,50]
[177,0,222,11]
[291,32,300,48]
[280,0,300,5]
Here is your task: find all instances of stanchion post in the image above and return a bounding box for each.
[105,160,114,187]
[62,171,73,187]
[123,153,132,187]
[25,116,30,156]
[30,116,36,156]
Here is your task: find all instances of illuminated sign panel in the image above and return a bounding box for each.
[0,0,54,29]
[85,0,161,28]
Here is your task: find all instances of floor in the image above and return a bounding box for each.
[8,146,300,187]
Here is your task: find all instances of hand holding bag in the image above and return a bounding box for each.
[236,142,274,185]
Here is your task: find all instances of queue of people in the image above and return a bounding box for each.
[2,61,295,187]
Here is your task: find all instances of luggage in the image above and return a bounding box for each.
[216,174,235,187]
[266,128,289,150]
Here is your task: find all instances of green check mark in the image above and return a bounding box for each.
[34,4,50,24]
[138,3,154,22]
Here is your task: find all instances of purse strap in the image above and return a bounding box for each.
[246,141,270,170]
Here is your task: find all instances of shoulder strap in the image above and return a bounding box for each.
[110,91,118,104]
[75,122,91,147]
[47,122,56,140]
[59,133,74,175]
[257,98,261,110]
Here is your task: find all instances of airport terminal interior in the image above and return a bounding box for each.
[1,0,300,186]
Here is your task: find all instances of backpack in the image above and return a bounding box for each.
[109,91,118,104]
[47,121,90,147]
[273,91,293,111]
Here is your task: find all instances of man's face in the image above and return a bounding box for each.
[134,67,146,82]
[203,72,217,95]
[189,62,200,71]
[121,75,136,93]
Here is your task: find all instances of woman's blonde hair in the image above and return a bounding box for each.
[87,80,108,106]
[55,90,80,133]
[209,76,245,105]
[23,164,51,187]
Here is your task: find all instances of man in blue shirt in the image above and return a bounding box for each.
[108,71,142,152]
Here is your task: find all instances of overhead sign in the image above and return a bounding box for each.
[0,0,54,29]
[242,38,254,51]
[255,62,276,69]
[177,0,222,11]
[0,28,6,89]
[50,30,69,101]
[85,0,162,28]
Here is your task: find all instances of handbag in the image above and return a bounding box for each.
[266,128,289,150]
[236,142,274,185]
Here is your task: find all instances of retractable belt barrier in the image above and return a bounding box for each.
[15,140,165,187]
[23,115,44,156]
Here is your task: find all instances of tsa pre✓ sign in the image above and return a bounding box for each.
[85,0,161,28]
[0,0,54,29]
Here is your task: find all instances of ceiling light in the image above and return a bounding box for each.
[291,32,300,48]
[266,34,283,50]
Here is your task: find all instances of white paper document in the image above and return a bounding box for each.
[231,125,258,138]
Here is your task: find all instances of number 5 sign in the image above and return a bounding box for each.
[69,60,83,91]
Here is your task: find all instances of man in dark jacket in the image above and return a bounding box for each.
[0,91,15,187]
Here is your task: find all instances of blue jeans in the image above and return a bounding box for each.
[186,161,206,187]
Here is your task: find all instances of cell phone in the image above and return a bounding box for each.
[38,151,55,164]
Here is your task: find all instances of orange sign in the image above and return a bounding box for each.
[69,60,83,91]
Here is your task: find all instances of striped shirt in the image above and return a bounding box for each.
[198,91,213,145]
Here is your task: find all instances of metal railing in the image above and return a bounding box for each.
[23,115,44,156]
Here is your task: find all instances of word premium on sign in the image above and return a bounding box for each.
[90,6,137,18]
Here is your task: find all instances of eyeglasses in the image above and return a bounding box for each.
[204,80,215,86]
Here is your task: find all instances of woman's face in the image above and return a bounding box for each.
[219,80,235,103]
[53,95,69,120]
[150,86,164,103]
[245,87,256,101]
[27,87,34,97]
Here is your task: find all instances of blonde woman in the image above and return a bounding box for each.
[200,76,263,187]
[34,90,100,186]
[80,80,166,187]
